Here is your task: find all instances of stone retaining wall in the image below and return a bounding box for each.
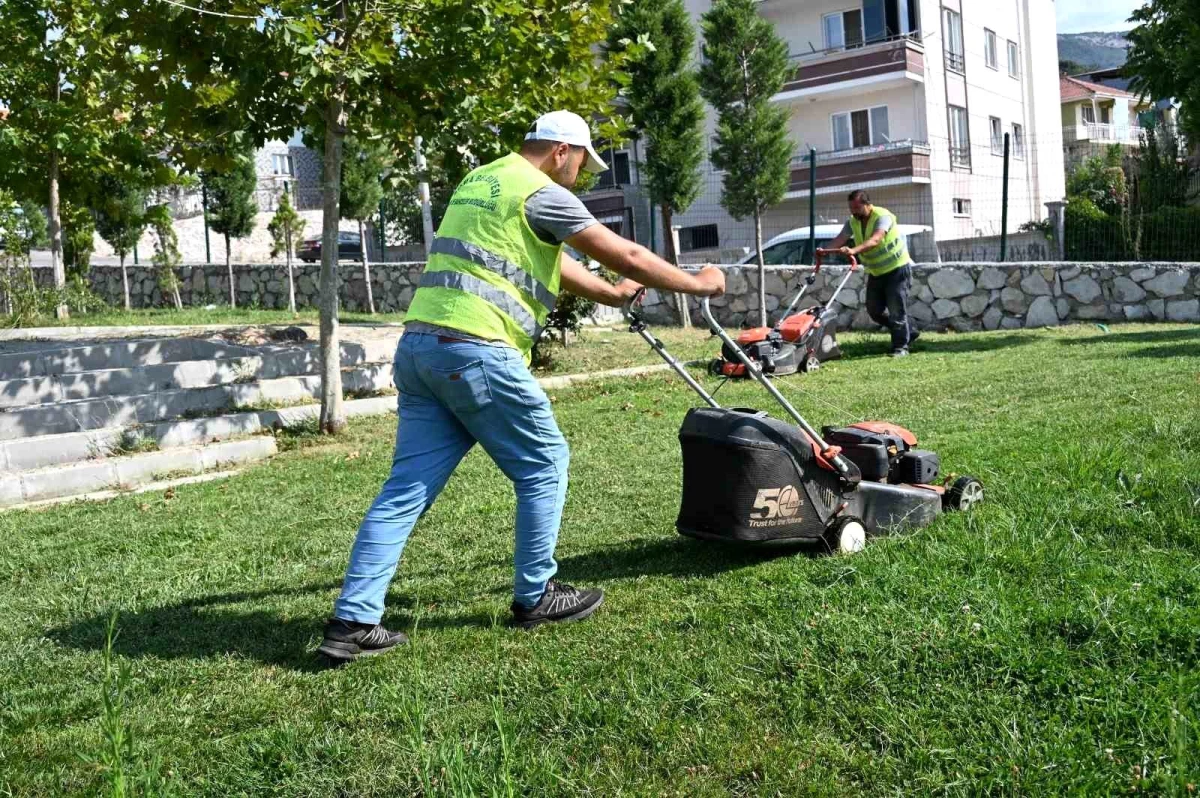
[641,263,1200,331]
[34,261,1200,330]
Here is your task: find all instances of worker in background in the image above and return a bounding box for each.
[820,189,919,357]
[319,110,726,662]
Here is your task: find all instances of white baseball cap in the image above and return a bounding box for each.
[524,110,608,173]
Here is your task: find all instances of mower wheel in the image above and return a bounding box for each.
[824,516,867,554]
[945,476,984,511]
[708,359,724,376]
[800,353,821,373]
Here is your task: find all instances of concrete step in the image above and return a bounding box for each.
[0,436,277,507]
[0,363,393,440]
[0,338,256,380]
[0,391,397,473]
[0,338,395,403]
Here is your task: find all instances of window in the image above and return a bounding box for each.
[594,150,632,189]
[1007,40,1020,77]
[832,106,890,151]
[681,224,719,252]
[984,29,998,70]
[1100,105,1111,124]
[990,116,1004,155]
[1012,123,1025,159]
[1081,105,1096,124]
[953,198,971,216]
[271,153,294,176]
[823,10,864,51]
[762,239,807,266]
[942,8,964,73]
[949,105,970,168]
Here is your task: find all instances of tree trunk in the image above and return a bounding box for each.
[49,149,68,320]
[318,89,348,434]
[225,234,235,308]
[285,223,297,314]
[661,205,691,329]
[754,209,767,326]
[359,218,374,314]
[120,254,130,312]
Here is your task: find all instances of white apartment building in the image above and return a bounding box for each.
[584,0,1066,262]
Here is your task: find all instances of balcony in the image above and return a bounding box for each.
[786,139,931,196]
[774,35,924,102]
[1063,124,1145,146]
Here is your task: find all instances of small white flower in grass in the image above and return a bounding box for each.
[971,622,981,634]
[960,603,971,613]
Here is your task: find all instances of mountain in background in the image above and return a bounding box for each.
[1057,31,1130,72]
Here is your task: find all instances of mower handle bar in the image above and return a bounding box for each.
[699,296,858,483]
[623,287,720,409]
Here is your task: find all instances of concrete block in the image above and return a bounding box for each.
[0,474,24,506]
[199,436,277,470]
[133,386,229,425]
[114,448,204,485]
[0,376,61,408]
[2,429,115,471]
[146,413,264,448]
[20,460,116,501]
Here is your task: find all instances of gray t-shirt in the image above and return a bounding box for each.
[840,213,894,244]
[405,185,600,346]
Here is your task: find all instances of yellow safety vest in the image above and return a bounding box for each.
[405,153,563,362]
[850,206,911,277]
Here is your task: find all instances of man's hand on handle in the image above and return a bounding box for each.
[694,265,725,297]
[566,224,726,299]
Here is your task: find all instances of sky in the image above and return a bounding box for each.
[1056,0,1145,34]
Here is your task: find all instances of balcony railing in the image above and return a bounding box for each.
[788,139,931,192]
[1064,124,1146,144]
[776,34,924,98]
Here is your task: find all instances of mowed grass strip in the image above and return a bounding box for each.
[1,323,1197,795]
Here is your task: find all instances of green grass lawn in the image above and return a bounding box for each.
[15,307,406,328]
[2,323,1198,795]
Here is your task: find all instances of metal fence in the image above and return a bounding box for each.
[582,129,1199,265]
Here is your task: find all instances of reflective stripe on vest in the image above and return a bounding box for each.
[419,268,540,339]
[429,236,557,314]
[404,153,563,361]
[851,206,910,276]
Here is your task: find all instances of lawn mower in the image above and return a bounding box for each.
[710,252,859,379]
[627,290,983,553]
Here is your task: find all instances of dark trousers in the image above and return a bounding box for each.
[865,264,914,351]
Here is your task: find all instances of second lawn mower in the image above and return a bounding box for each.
[711,251,860,379]
[627,289,983,553]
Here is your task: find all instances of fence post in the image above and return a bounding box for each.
[808,147,816,264]
[1000,132,1010,263]
[201,181,211,264]
[377,198,386,263]
[648,198,657,255]
[1045,200,1068,260]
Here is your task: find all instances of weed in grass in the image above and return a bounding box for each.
[81,613,174,797]
[107,428,160,458]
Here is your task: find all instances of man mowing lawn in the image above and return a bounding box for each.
[319,111,726,662]
[821,189,920,357]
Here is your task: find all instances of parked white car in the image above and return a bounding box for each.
[738,224,933,266]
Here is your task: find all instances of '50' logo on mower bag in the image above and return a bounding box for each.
[749,486,802,527]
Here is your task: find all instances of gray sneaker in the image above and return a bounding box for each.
[511,580,604,629]
[889,348,910,358]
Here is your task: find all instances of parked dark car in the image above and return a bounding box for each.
[298,231,363,262]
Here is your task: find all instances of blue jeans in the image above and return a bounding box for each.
[333,332,569,623]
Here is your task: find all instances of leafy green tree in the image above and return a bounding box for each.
[699,0,793,325]
[0,0,170,319]
[610,0,704,327]
[94,176,148,311]
[119,0,632,433]
[1066,145,1128,215]
[268,189,306,313]
[60,200,95,278]
[202,141,258,308]
[1130,123,1198,213]
[145,204,183,310]
[340,136,389,313]
[1126,0,1200,144]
